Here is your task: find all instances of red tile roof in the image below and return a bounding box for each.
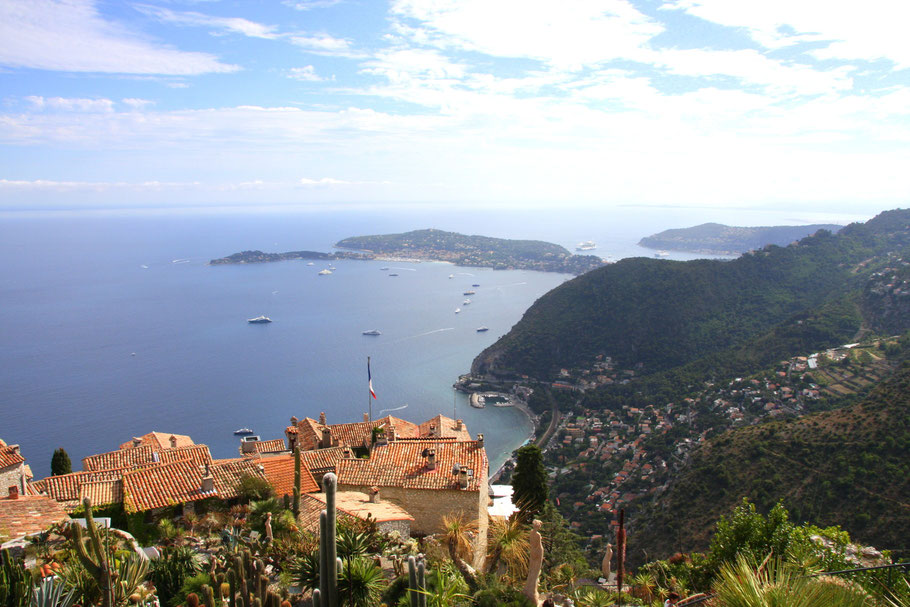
[0,442,25,470]
[82,446,156,471]
[300,447,347,478]
[118,432,195,451]
[243,439,288,456]
[337,440,487,492]
[122,459,208,513]
[158,444,213,467]
[418,415,472,440]
[31,469,136,512]
[210,458,271,500]
[257,455,319,498]
[79,480,123,509]
[294,415,420,450]
[0,496,69,540]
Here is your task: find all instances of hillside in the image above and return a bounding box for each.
[472,209,910,380]
[629,360,910,564]
[639,222,842,255]
[336,228,604,274]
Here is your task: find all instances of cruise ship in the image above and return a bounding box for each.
[247,316,272,324]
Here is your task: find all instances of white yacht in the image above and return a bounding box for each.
[318,269,333,275]
[247,316,272,324]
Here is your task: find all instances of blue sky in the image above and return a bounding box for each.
[1,0,909,214]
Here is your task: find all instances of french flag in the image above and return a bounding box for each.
[368,357,377,399]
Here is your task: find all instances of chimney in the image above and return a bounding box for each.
[201,463,214,493]
[132,437,142,448]
[7,486,19,499]
[363,413,370,422]
[342,446,353,459]
[169,435,177,448]
[319,411,327,425]
[369,486,381,504]
[388,425,396,442]
[477,433,484,447]
[426,449,436,470]
[458,468,469,489]
[428,424,436,437]
[290,416,298,425]
[455,419,463,431]
[321,427,332,448]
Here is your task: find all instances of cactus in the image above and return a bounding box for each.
[72,497,116,607]
[226,549,281,607]
[200,585,216,607]
[186,593,200,607]
[293,446,302,519]
[316,472,340,607]
[0,549,32,607]
[407,555,427,607]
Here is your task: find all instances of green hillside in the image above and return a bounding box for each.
[639,222,843,255]
[472,209,910,380]
[630,360,910,564]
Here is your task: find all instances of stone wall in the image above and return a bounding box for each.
[0,464,26,498]
[377,518,411,539]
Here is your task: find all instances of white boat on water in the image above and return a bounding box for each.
[362,329,381,336]
[234,428,254,435]
[463,299,471,305]
[455,308,461,314]
[307,262,314,266]
[463,290,475,295]
[247,316,272,324]
[449,274,455,279]
[318,269,333,275]
[476,326,489,332]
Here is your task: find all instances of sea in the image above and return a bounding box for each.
[0,204,869,478]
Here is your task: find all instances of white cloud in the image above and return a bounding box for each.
[134,5,280,39]
[290,33,363,57]
[390,0,662,70]
[26,96,115,112]
[288,66,325,82]
[122,98,155,110]
[0,0,237,74]
[284,0,343,10]
[664,0,910,68]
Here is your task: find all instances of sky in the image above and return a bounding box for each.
[1,0,909,214]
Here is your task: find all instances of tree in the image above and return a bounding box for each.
[511,444,548,518]
[51,448,72,476]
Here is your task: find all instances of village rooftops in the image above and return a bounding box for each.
[297,491,413,534]
[0,494,70,542]
[0,440,26,469]
[287,413,472,451]
[337,439,488,492]
[256,454,319,498]
[82,443,212,471]
[119,432,194,451]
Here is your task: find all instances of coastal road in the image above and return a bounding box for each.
[535,391,561,449]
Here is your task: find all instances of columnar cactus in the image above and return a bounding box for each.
[407,555,427,607]
[293,446,302,519]
[226,549,280,607]
[316,472,340,607]
[72,498,116,607]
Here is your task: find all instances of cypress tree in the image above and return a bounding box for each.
[511,444,548,518]
[51,447,72,476]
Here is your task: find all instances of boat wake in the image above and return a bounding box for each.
[388,327,454,345]
[379,404,409,414]
[390,267,418,272]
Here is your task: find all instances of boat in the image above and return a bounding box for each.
[362,329,381,336]
[463,290,475,295]
[233,428,254,435]
[318,269,332,275]
[455,308,461,314]
[463,299,471,305]
[380,267,389,270]
[140,264,149,269]
[449,274,455,279]
[476,326,489,332]
[329,266,336,270]
[576,241,596,251]
[307,262,314,266]
[389,273,399,277]
[247,316,272,324]
[472,284,480,287]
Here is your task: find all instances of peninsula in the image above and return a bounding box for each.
[638,222,842,256]
[211,228,605,274]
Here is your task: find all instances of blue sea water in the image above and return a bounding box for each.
[0,204,868,478]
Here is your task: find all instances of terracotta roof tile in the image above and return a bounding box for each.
[158,444,212,467]
[300,447,347,478]
[209,458,270,500]
[31,469,133,511]
[308,491,413,524]
[0,443,25,470]
[418,415,472,440]
[118,432,194,451]
[0,496,70,540]
[294,415,420,450]
[250,439,287,454]
[258,455,319,498]
[78,480,122,509]
[297,493,359,533]
[82,446,156,471]
[122,459,207,513]
[337,440,487,492]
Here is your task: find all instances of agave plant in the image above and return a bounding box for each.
[31,578,75,607]
[338,556,386,607]
[713,555,871,607]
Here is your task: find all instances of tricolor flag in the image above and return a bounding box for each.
[368,357,377,399]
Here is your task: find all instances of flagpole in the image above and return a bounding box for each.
[368,356,372,423]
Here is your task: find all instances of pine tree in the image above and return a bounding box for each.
[511,444,548,518]
[51,448,72,476]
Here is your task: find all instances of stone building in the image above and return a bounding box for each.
[0,439,31,499]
